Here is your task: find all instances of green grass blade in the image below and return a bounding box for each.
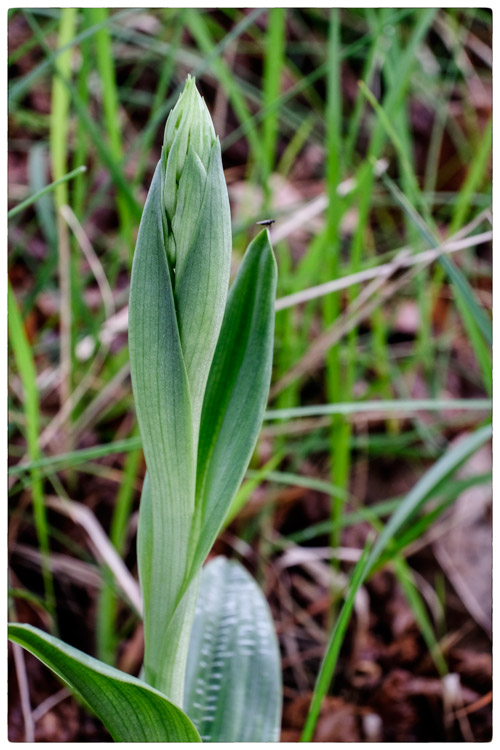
[283,473,489,545]
[185,9,264,165]
[344,10,380,163]
[393,557,448,676]
[97,431,142,665]
[8,8,136,106]
[264,398,491,420]
[370,9,437,156]
[378,169,492,354]
[8,165,87,219]
[225,450,285,527]
[301,422,490,740]
[323,8,350,558]
[8,624,201,742]
[49,7,77,426]
[376,495,453,571]
[8,284,56,621]
[87,8,133,253]
[17,145,58,314]
[23,10,141,221]
[72,9,92,220]
[301,541,371,741]
[26,144,57,248]
[366,423,492,573]
[9,400,490,483]
[184,558,282,742]
[449,117,492,235]
[262,8,286,185]
[365,509,448,676]
[8,437,143,479]
[49,8,76,209]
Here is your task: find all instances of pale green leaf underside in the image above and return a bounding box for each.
[191,230,277,574]
[184,557,282,742]
[8,623,200,743]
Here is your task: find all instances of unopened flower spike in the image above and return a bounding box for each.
[161,75,216,264]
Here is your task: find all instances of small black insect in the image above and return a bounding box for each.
[256,219,275,226]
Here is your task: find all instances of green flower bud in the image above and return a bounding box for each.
[161,75,216,264]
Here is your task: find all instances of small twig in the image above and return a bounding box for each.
[454,690,492,719]
[275,229,492,311]
[67,213,491,358]
[270,261,421,398]
[9,580,35,742]
[45,495,142,616]
[70,362,130,441]
[12,543,102,588]
[32,688,71,723]
[442,673,475,742]
[277,545,363,570]
[11,641,35,742]
[269,158,389,245]
[60,204,116,320]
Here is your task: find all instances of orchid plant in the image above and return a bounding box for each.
[9,76,282,743]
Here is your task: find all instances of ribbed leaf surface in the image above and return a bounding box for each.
[191,230,277,573]
[8,624,200,743]
[184,558,282,742]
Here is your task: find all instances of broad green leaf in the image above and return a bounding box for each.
[184,557,282,742]
[129,161,195,699]
[8,623,200,743]
[190,230,277,574]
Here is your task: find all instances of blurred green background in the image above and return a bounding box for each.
[8,7,492,742]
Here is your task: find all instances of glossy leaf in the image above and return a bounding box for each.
[184,557,282,742]
[190,230,277,574]
[8,623,200,743]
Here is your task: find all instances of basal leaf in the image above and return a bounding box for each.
[184,557,282,742]
[8,623,200,743]
[190,230,277,573]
